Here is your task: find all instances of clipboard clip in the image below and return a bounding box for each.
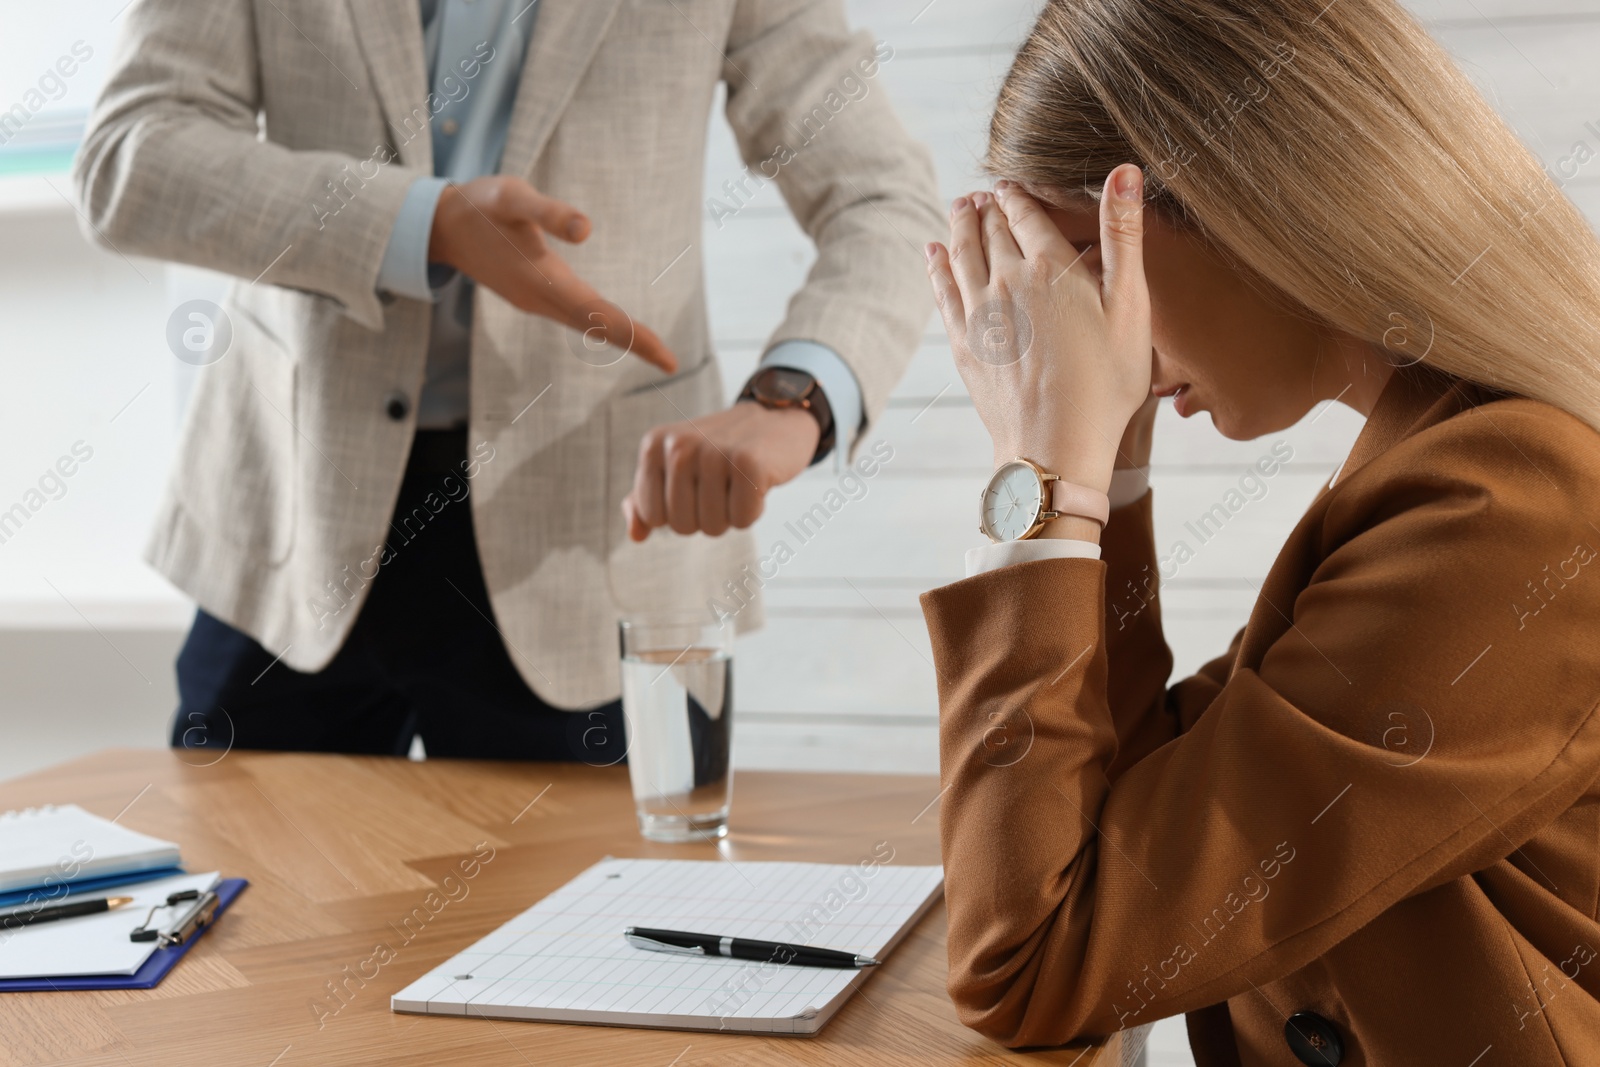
[129,889,219,946]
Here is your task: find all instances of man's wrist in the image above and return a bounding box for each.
[735,398,822,456]
[739,367,834,464]
[756,341,861,464]
[427,184,464,269]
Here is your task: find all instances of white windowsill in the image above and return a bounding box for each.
[0,173,79,219]
[0,598,194,631]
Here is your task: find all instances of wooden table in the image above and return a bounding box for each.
[0,750,1132,1066]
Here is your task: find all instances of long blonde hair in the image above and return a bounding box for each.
[988,0,1600,432]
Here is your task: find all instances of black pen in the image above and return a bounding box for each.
[625,926,879,969]
[0,895,135,931]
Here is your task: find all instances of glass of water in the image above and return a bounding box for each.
[618,612,735,842]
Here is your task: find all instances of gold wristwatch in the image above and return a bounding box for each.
[979,458,1111,542]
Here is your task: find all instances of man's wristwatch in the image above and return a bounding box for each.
[738,366,836,463]
[979,458,1111,542]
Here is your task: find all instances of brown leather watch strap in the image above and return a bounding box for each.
[739,367,836,464]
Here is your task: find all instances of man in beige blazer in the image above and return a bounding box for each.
[73,0,939,759]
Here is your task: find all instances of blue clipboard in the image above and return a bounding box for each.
[0,878,248,992]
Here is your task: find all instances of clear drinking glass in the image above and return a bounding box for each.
[617,612,735,842]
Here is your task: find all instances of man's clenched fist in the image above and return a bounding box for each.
[623,402,822,540]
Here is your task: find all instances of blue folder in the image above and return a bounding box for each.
[0,867,185,910]
[0,877,248,992]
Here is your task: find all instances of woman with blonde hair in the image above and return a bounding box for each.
[921,0,1600,1062]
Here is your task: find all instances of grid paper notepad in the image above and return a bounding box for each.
[391,857,944,1034]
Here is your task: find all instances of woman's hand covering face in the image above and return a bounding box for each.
[925,165,1154,489]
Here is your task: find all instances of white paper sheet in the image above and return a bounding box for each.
[392,858,943,1034]
[0,871,221,979]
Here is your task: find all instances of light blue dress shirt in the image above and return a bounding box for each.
[376,0,863,460]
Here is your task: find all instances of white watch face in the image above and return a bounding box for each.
[981,462,1045,541]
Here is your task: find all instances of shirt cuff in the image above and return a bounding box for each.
[965,537,1102,577]
[377,177,451,302]
[1109,466,1150,509]
[758,341,864,464]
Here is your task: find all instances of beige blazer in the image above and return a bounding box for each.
[73,0,941,706]
[922,365,1600,1063]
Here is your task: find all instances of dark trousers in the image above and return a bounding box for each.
[172,429,626,763]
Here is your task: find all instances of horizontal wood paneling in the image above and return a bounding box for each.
[733,583,1261,727]
[739,465,1337,582]
[1407,0,1600,23]
[704,12,1600,234]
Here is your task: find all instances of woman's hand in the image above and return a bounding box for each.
[926,164,1153,493]
[1117,394,1160,470]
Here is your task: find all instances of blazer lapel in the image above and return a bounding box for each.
[345,0,433,171]
[498,0,626,179]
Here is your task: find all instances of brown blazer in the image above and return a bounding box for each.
[920,364,1600,1065]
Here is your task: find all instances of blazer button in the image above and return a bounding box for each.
[385,391,410,422]
[1285,1012,1344,1066]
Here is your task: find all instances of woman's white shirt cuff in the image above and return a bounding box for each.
[965,538,1101,577]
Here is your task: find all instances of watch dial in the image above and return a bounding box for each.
[758,368,811,403]
[982,463,1043,541]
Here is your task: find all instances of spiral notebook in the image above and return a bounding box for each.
[392,857,945,1034]
[0,805,182,896]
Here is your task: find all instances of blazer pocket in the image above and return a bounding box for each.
[171,306,299,565]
